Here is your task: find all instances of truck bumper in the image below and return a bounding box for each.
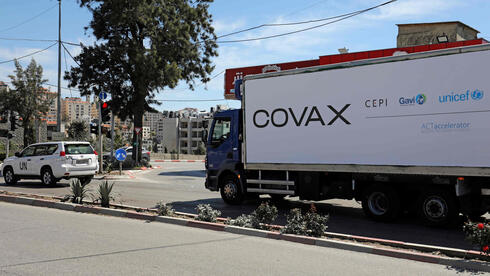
[205,171,219,191]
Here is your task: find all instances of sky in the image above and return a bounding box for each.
[0,0,489,112]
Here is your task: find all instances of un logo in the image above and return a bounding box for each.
[471,90,484,101]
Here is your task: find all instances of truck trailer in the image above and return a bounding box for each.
[204,43,490,226]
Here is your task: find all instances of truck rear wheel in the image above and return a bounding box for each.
[362,185,400,222]
[417,189,458,227]
[220,175,244,205]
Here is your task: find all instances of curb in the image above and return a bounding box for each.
[153,160,204,163]
[0,193,488,272]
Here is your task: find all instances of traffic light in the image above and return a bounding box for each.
[90,122,98,134]
[10,114,17,131]
[101,100,111,123]
[0,129,8,137]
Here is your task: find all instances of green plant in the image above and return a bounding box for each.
[281,204,329,237]
[67,178,91,204]
[155,201,175,216]
[304,204,329,237]
[250,202,278,230]
[196,204,221,222]
[281,208,307,235]
[95,180,115,208]
[463,221,490,255]
[226,214,253,227]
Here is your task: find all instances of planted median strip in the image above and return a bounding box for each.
[0,190,488,272]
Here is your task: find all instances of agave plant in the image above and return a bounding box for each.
[96,180,115,208]
[68,178,91,204]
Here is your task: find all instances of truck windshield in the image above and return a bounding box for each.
[211,118,231,143]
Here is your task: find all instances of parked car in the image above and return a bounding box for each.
[1,141,98,186]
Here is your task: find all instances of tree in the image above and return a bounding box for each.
[0,59,52,148]
[67,121,89,141]
[65,0,218,164]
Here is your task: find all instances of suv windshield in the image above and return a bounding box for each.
[64,144,94,155]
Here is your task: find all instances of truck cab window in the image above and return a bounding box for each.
[211,118,231,145]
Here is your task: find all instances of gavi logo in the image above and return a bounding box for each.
[399,93,426,106]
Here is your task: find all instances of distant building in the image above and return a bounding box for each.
[61,97,91,124]
[397,21,479,47]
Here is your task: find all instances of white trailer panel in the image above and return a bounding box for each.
[244,48,490,168]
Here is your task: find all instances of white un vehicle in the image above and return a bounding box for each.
[1,141,99,186]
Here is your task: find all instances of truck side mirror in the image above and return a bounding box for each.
[14,152,21,157]
[201,130,208,143]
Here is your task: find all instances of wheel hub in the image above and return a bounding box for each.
[424,197,447,219]
[223,183,236,198]
[5,171,12,182]
[43,172,51,184]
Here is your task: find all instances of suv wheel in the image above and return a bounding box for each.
[41,168,56,186]
[4,167,17,185]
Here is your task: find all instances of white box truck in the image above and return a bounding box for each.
[204,43,490,226]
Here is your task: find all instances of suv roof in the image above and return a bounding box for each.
[28,141,91,146]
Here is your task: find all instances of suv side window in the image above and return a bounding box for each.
[47,144,58,155]
[34,145,49,156]
[21,146,35,157]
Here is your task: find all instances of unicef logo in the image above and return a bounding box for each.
[416,94,426,105]
[471,89,484,101]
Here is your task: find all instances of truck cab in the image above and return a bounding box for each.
[205,109,243,202]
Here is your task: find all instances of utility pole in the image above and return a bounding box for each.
[5,112,10,158]
[110,111,114,160]
[98,100,103,173]
[56,0,62,132]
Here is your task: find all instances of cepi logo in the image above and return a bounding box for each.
[399,93,426,106]
[439,89,484,103]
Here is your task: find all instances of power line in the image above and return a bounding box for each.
[215,0,396,43]
[0,4,58,33]
[61,42,80,66]
[0,37,57,43]
[0,42,57,65]
[154,99,227,102]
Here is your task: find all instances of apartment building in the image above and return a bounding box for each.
[61,97,91,124]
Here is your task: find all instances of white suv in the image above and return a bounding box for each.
[1,141,99,186]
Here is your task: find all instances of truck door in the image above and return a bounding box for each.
[207,117,233,170]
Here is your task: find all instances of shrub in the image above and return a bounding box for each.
[196,204,221,222]
[66,178,91,204]
[463,221,490,255]
[304,204,329,237]
[226,214,253,227]
[95,181,115,208]
[281,204,329,237]
[281,208,307,235]
[250,202,278,230]
[156,201,175,216]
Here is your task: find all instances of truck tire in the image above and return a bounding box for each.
[41,168,57,186]
[220,175,244,205]
[362,185,400,222]
[3,167,17,185]
[417,189,458,227]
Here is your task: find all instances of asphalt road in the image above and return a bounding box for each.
[0,162,482,251]
[0,202,479,276]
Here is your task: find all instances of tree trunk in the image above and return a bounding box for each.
[132,94,145,165]
[23,120,35,148]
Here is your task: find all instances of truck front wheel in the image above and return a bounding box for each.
[417,190,458,227]
[220,175,244,205]
[362,185,400,222]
